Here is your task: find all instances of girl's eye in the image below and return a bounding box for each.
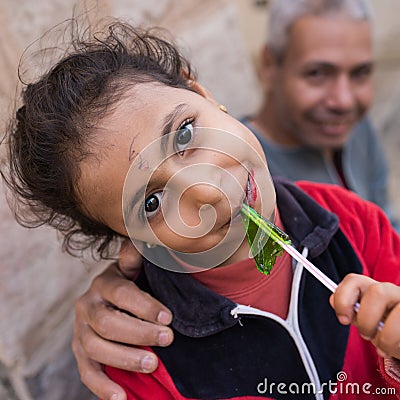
[144,192,162,216]
[174,121,194,154]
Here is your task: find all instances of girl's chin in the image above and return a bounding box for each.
[177,232,246,253]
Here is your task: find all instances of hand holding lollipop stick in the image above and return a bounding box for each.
[240,203,384,330]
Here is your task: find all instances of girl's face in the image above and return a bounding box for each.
[77,82,275,267]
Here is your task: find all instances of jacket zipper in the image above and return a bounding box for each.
[230,247,324,400]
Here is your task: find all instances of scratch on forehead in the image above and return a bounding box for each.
[128,132,140,161]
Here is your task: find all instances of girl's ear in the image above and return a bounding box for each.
[189,81,218,104]
[181,68,218,104]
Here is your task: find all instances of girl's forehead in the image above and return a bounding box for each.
[96,84,202,153]
[99,84,195,132]
[120,83,195,111]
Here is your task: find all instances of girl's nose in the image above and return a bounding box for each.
[166,164,223,231]
[172,163,223,207]
[183,181,223,207]
[175,181,223,235]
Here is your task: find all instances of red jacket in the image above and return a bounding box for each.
[106,179,400,399]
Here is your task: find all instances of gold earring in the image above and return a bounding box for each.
[146,242,156,249]
[219,104,228,114]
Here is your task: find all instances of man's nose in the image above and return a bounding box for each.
[326,75,356,111]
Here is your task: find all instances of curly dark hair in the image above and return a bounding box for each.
[1,21,195,259]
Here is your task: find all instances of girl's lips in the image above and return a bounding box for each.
[222,170,257,228]
[246,170,257,208]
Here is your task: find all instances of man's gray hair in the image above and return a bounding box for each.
[267,0,372,61]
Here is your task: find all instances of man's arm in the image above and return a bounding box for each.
[72,241,173,400]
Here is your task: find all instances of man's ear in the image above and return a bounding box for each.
[259,45,279,92]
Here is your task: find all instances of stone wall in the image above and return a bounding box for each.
[0,1,259,399]
[0,1,398,399]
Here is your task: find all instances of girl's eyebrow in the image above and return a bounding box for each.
[124,103,189,221]
[160,103,189,159]
[124,184,146,222]
[128,103,189,163]
[161,103,189,136]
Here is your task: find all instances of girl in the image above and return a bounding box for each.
[3,21,400,399]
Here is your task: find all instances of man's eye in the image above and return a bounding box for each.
[174,121,194,154]
[352,66,372,81]
[306,69,325,79]
[144,192,162,216]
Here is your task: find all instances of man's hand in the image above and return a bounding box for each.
[72,240,173,400]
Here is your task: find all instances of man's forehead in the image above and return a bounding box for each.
[284,16,372,63]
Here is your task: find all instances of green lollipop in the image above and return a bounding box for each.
[240,203,291,274]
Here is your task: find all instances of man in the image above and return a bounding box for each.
[241,0,399,229]
[72,1,399,399]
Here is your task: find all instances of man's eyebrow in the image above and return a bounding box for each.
[351,61,374,71]
[160,103,189,157]
[304,61,337,70]
[304,60,374,71]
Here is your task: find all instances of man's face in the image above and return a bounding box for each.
[265,15,373,149]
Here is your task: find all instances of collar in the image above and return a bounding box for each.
[142,177,339,337]
[274,177,339,258]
